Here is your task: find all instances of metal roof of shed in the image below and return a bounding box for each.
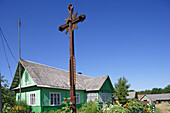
[146,93,170,101]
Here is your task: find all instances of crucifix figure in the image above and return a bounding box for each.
[58,4,86,113]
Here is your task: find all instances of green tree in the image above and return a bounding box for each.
[1,75,15,107]
[151,88,162,94]
[114,77,130,105]
[162,85,170,93]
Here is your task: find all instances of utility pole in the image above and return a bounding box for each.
[0,72,2,113]
[59,4,85,113]
[59,4,86,113]
[18,19,21,102]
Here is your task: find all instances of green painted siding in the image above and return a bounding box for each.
[141,96,152,104]
[76,90,86,104]
[41,88,85,112]
[15,87,41,113]
[100,77,114,93]
[17,70,35,87]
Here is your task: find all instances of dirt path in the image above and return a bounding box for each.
[156,104,170,113]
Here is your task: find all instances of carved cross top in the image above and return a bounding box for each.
[58,4,86,34]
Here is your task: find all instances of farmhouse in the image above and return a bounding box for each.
[140,93,170,104]
[10,59,114,113]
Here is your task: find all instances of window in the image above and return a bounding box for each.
[76,93,80,104]
[30,93,36,105]
[50,92,61,106]
[99,93,112,103]
[25,73,29,81]
[87,93,97,102]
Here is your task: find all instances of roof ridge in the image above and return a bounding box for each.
[20,59,69,72]
[21,59,94,78]
[91,75,108,79]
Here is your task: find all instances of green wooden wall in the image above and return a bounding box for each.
[41,87,85,111]
[16,87,41,113]
[17,70,35,87]
[100,77,114,93]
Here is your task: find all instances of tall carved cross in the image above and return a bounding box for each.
[58,4,86,113]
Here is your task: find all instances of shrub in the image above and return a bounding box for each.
[124,99,144,113]
[77,99,102,113]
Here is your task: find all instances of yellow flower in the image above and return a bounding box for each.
[116,100,120,104]
[131,102,135,105]
[19,106,22,110]
[16,106,18,110]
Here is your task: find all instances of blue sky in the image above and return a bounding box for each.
[0,0,170,91]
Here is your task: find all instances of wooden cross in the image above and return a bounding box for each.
[58,4,86,113]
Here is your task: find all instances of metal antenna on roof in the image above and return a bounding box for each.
[18,19,21,102]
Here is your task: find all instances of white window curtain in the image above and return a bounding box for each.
[50,92,61,106]
[99,93,112,103]
[30,93,36,105]
[86,93,98,102]
[76,93,80,104]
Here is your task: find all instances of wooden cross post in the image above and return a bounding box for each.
[58,4,86,113]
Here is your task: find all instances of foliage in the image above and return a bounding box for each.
[124,99,144,113]
[143,104,154,113]
[42,98,148,113]
[114,77,130,105]
[163,85,170,93]
[77,99,102,113]
[138,84,170,95]
[45,97,73,113]
[155,108,161,113]
[102,99,144,113]
[3,101,29,113]
[102,104,128,113]
[1,75,15,108]
[10,105,27,113]
[105,97,112,106]
[151,88,162,94]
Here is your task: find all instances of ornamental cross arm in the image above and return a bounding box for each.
[58,14,86,33]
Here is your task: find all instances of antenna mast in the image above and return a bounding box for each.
[18,19,21,102]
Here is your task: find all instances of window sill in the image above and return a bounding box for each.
[30,104,36,106]
[50,104,61,106]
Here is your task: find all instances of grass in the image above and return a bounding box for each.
[155,108,161,113]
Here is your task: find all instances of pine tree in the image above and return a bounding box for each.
[114,77,130,105]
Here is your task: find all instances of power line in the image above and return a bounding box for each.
[0,27,17,63]
[0,31,13,78]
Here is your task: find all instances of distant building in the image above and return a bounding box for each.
[140,93,170,104]
[126,91,137,99]
[113,91,137,101]
[138,95,144,100]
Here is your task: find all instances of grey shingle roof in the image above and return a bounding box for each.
[146,93,170,101]
[11,59,109,91]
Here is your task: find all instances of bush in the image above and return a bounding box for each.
[124,99,144,113]
[3,101,29,113]
[77,100,102,113]
[42,98,146,113]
